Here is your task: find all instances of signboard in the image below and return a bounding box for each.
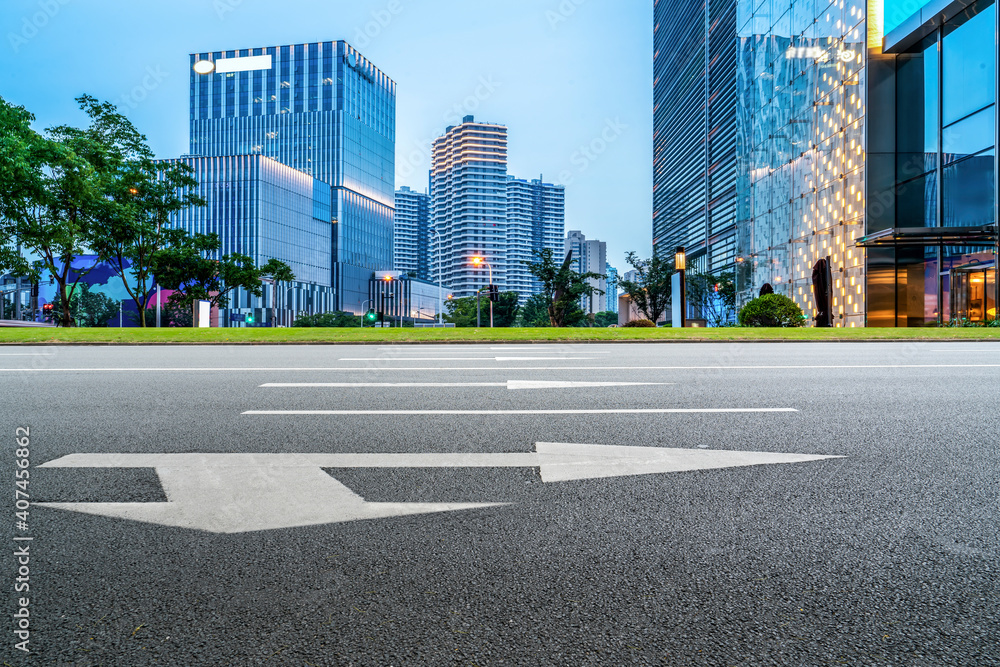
[197,301,211,328]
[229,313,246,323]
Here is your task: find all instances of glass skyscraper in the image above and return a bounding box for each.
[430,116,508,298]
[164,154,336,325]
[188,41,395,313]
[565,230,607,314]
[394,186,431,280]
[652,0,738,275]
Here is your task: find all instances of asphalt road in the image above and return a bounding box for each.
[2,342,998,666]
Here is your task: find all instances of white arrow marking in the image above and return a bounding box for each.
[242,408,794,415]
[36,444,841,533]
[258,381,672,390]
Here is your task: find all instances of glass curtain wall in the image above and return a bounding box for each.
[736,0,868,327]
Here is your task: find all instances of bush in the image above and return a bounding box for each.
[622,318,656,328]
[738,294,806,327]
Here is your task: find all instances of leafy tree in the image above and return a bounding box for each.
[293,311,361,327]
[49,284,120,327]
[518,293,551,327]
[617,251,674,324]
[524,249,604,327]
[54,96,206,327]
[492,291,520,327]
[688,272,737,327]
[153,233,295,326]
[593,311,619,327]
[0,96,103,327]
[444,296,478,327]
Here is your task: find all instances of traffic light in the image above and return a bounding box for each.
[365,309,378,323]
[488,284,499,302]
[246,313,255,325]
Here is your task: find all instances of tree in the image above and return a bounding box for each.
[593,311,619,327]
[0,96,103,327]
[518,293,551,327]
[492,291,520,327]
[54,96,206,327]
[687,271,736,327]
[617,251,674,324]
[444,296,478,327]
[152,233,295,325]
[50,284,120,327]
[524,249,604,327]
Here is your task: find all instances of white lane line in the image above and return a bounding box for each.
[489,347,610,353]
[0,353,55,356]
[259,381,673,390]
[3,364,1000,373]
[243,408,797,415]
[929,349,1000,352]
[336,357,598,361]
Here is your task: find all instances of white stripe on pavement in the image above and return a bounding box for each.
[243,408,798,415]
[336,357,598,361]
[259,380,672,390]
[3,364,1000,372]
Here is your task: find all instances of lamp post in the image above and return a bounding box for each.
[675,246,686,328]
[431,227,444,325]
[471,256,493,328]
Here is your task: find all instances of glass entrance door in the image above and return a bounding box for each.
[949,263,996,323]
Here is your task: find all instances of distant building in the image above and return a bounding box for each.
[565,230,607,315]
[188,41,396,313]
[506,176,565,303]
[605,263,619,313]
[394,186,431,280]
[431,116,508,298]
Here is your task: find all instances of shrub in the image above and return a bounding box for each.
[622,318,656,328]
[738,294,806,327]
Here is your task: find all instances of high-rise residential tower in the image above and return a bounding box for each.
[506,176,565,302]
[605,263,619,313]
[188,41,395,313]
[430,116,508,298]
[394,186,431,280]
[652,0,737,275]
[565,230,607,315]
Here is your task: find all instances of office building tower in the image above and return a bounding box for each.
[565,230,607,314]
[394,186,431,280]
[652,0,738,275]
[430,116,508,298]
[164,154,336,325]
[506,176,565,302]
[188,41,395,313]
[605,263,619,313]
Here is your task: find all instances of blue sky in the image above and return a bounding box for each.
[1,0,653,271]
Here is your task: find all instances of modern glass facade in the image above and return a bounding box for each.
[735,0,868,327]
[653,0,738,275]
[506,176,565,303]
[605,263,619,313]
[188,41,395,313]
[864,0,998,325]
[430,116,508,298]
[394,186,431,280]
[165,154,335,325]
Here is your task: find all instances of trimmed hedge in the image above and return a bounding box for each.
[738,294,806,327]
[622,318,656,328]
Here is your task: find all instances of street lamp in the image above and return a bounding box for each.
[430,227,444,325]
[675,246,686,328]
[471,256,493,328]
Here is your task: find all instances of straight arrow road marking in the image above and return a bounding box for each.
[259,381,673,390]
[37,443,842,533]
[242,408,797,415]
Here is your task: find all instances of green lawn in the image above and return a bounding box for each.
[1,326,999,344]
